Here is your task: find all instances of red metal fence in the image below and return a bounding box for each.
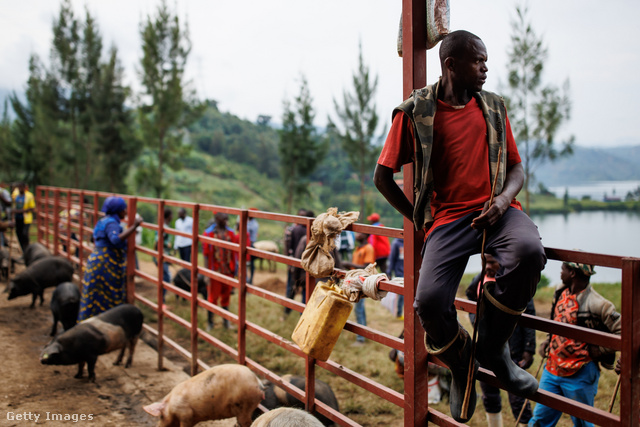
[35,186,640,426]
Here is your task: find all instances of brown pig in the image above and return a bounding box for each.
[144,364,265,427]
[251,407,324,427]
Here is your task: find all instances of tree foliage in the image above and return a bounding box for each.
[278,76,327,213]
[137,0,203,198]
[329,43,384,215]
[505,3,574,213]
[2,0,137,192]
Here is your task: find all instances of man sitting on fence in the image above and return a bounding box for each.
[529,261,621,427]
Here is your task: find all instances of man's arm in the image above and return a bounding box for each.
[471,162,524,230]
[373,164,414,221]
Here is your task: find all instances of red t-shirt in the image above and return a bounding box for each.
[378,97,522,234]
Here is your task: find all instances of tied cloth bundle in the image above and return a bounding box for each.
[397,0,450,56]
[300,207,359,278]
[341,264,389,302]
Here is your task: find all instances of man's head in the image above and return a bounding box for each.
[561,261,595,286]
[17,182,26,194]
[484,254,500,279]
[367,213,380,224]
[215,212,229,227]
[178,208,186,219]
[355,232,369,244]
[440,30,488,93]
[297,208,307,217]
[164,207,173,224]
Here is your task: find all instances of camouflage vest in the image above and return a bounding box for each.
[394,79,507,230]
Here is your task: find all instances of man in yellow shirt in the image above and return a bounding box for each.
[12,182,36,253]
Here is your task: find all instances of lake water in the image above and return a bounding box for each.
[464,209,640,286]
[548,180,640,202]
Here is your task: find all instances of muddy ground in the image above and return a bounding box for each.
[0,259,240,427]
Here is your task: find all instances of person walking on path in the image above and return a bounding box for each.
[374,30,546,422]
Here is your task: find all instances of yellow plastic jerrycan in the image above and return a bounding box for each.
[292,279,353,361]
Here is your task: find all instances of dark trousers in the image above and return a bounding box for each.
[15,217,30,253]
[178,246,192,263]
[414,208,546,347]
[480,367,532,422]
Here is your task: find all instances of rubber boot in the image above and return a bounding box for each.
[486,412,503,427]
[425,325,477,423]
[476,282,538,397]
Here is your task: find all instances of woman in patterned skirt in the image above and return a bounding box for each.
[78,197,143,321]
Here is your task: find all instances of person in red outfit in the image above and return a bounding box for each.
[366,213,391,272]
[203,212,237,330]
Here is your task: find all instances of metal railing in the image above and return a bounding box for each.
[35,185,640,426]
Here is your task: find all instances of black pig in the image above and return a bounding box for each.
[7,256,74,308]
[173,268,208,300]
[49,282,81,336]
[23,242,52,266]
[253,375,340,426]
[40,304,143,381]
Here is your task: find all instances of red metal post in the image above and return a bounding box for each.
[36,187,42,244]
[125,198,138,304]
[237,209,249,365]
[401,1,428,426]
[620,257,640,425]
[53,190,60,256]
[190,204,200,376]
[65,191,72,261]
[78,190,85,279]
[157,200,165,371]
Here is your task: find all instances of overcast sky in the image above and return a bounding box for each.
[1,0,639,147]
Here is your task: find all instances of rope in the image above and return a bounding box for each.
[461,146,503,420]
[340,264,389,302]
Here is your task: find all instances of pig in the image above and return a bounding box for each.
[23,242,52,266]
[144,364,265,427]
[251,407,324,427]
[253,375,340,426]
[172,268,208,300]
[40,303,143,381]
[49,282,81,336]
[7,256,74,308]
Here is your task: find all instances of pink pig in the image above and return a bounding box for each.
[144,364,265,427]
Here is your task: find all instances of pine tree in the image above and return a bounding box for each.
[506,3,574,213]
[329,43,383,215]
[279,76,327,213]
[137,0,202,197]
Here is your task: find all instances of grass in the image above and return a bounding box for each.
[134,262,623,427]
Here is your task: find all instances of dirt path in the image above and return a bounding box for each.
[0,275,236,426]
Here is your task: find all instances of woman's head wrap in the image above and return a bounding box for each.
[101,197,127,215]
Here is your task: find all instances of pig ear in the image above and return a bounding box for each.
[143,402,165,417]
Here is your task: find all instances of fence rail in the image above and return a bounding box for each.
[35,185,640,426]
